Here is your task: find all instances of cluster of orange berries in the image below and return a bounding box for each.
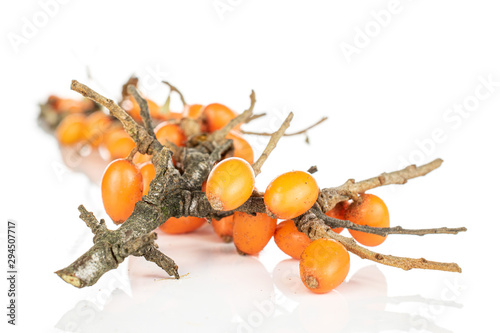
[51,92,390,295]
[53,95,254,164]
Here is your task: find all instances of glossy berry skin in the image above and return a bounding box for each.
[345,194,389,247]
[264,171,319,219]
[154,122,186,147]
[101,159,143,224]
[212,216,234,243]
[225,131,254,164]
[300,238,350,294]
[206,157,255,211]
[274,220,312,260]
[159,216,206,234]
[139,162,155,196]
[56,114,87,145]
[233,212,277,255]
[203,103,239,132]
[104,129,136,160]
[325,201,349,234]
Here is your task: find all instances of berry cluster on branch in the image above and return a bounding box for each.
[52,79,466,291]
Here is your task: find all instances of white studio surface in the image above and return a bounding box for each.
[1,1,499,332]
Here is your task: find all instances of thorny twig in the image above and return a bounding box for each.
[252,112,294,176]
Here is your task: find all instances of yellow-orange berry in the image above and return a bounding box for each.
[212,216,235,243]
[203,103,239,132]
[101,159,143,224]
[264,171,319,219]
[56,114,87,145]
[139,162,155,196]
[154,122,186,147]
[206,157,255,211]
[233,212,277,255]
[345,194,389,247]
[325,201,349,234]
[274,220,312,260]
[159,216,206,234]
[225,131,254,164]
[300,238,350,294]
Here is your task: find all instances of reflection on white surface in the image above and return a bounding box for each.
[54,225,462,333]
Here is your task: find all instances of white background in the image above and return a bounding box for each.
[1,0,499,332]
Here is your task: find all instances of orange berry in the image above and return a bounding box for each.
[264,171,319,219]
[154,122,187,147]
[345,194,389,247]
[54,98,93,113]
[274,220,312,260]
[203,103,239,132]
[300,238,350,294]
[183,104,205,119]
[159,216,206,234]
[139,162,155,196]
[325,201,349,234]
[101,159,143,224]
[56,114,87,145]
[104,129,136,160]
[212,216,234,242]
[85,111,112,147]
[206,157,255,211]
[233,212,277,255]
[225,131,254,164]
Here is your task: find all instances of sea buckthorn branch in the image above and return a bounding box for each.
[70,80,164,156]
[252,112,294,177]
[57,81,465,289]
[127,85,155,137]
[313,207,467,237]
[296,213,462,273]
[317,159,445,213]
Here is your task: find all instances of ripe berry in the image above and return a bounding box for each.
[103,129,136,160]
[325,201,349,234]
[139,162,155,196]
[345,193,389,247]
[101,159,143,224]
[274,220,312,260]
[56,114,87,145]
[85,111,111,148]
[206,157,255,211]
[264,171,319,219]
[212,216,235,243]
[233,212,277,255]
[154,122,186,147]
[159,216,206,234]
[225,131,254,164]
[203,103,239,132]
[300,238,350,294]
